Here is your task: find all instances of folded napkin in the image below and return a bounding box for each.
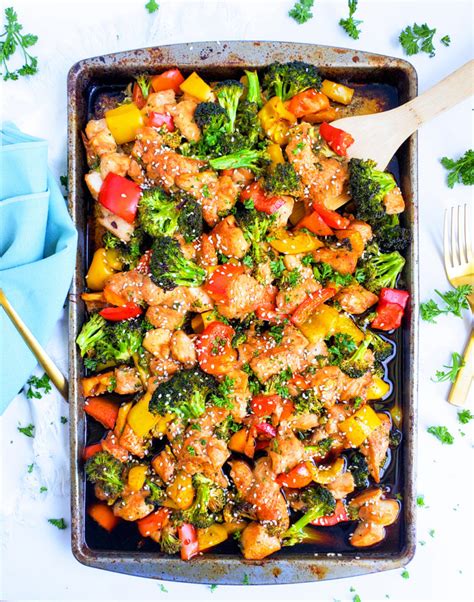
[0,122,78,413]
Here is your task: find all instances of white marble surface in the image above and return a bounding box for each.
[1,0,473,600]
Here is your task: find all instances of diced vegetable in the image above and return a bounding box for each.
[98,173,141,224]
[371,300,406,331]
[268,143,285,164]
[308,457,345,485]
[288,89,330,118]
[166,472,195,510]
[82,373,116,398]
[240,181,285,215]
[84,395,119,428]
[105,102,144,145]
[251,394,283,417]
[196,321,237,375]
[338,405,382,447]
[114,400,134,437]
[310,500,349,526]
[298,303,340,342]
[82,443,103,461]
[180,72,212,101]
[321,80,354,105]
[128,465,148,491]
[99,302,143,321]
[204,265,245,302]
[137,507,170,537]
[270,230,324,254]
[379,287,409,309]
[276,461,313,488]
[319,121,354,156]
[147,111,175,131]
[178,523,199,560]
[258,96,297,144]
[295,210,334,236]
[151,68,185,93]
[312,201,351,229]
[197,524,229,551]
[127,392,163,438]
[86,248,118,291]
[366,375,391,400]
[87,502,120,532]
[291,287,337,327]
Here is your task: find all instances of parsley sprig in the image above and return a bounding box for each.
[440,150,474,188]
[26,373,52,399]
[427,425,454,444]
[432,352,465,383]
[0,7,38,81]
[339,0,363,40]
[420,285,472,323]
[458,409,473,424]
[289,0,314,24]
[18,423,35,437]
[145,0,159,14]
[399,22,450,58]
[48,518,67,530]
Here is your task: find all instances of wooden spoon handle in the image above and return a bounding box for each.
[394,59,474,140]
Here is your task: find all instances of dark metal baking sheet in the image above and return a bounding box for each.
[67,41,419,584]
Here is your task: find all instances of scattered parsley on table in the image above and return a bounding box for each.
[440,150,474,188]
[0,7,38,81]
[416,495,425,507]
[61,416,68,424]
[27,462,35,473]
[48,518,67,530]
[209,584,218,592]
[458,409,473,424]
[420,285,472,322]
[26,373,52,399]
[145,0,159,13]
[427,426,454,445]
[401,569,410,579]
[40,486,47,493]
[429,529,435,538]
[399,23,438,57]
[440,35,451,46]
[432,352,465,383]
[339,0,363,40]
[159,584,168,593]
[242,573,250,585]
[18,423,35,437]
[289,0,314,24]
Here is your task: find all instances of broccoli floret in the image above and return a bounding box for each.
[103,229,144,269]
[376,215,410,253]
[347,450,370,489]
[149,236,206,290]
[85,451,125,498]
[366,331,393,362]
[235,100,262,148]
[262,61,321,102]
[263,162,301,196]
[159,525,181,554]
[235,204,272,263]
[244,70,263,107]
[177,196,203,243]
[146,480,166,504]
[357,243,405,294]
[294,389,324,415]
[214,415,241,441]
[214,80,244,133]
[179,474,226,528]
[138,187,179,238]
[76,313,107,357]
[339,336,372,379]
[135,74,151,99]
[282,484,336,546]
[209,148,269,173]
[149,367,217,421]
[194,101,229,132]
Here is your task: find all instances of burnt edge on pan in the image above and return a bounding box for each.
[67,41,419,584]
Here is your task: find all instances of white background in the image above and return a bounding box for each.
[1,0,473,600]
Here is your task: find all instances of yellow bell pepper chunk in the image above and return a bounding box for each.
[86,248,117,291]
[114,400,134,437]
[309,457,345,485]
[366,375,391,400]
[270,230,323,254]
[267,143,285,164]
[338,405,382,447]
[105,102,144,145]
[166,472,195,510]
[127,465,148,491]
[321,80,354,105]
[258,97,296,144]
[104,248,123,271]
[298,304,340,343]
[127,392,161,438]
[197,524,229,551]
[222,520,247,534]
[180,72,212,102]
[334,314,365,344]
[191,309,216,334]
[151,413,175,437]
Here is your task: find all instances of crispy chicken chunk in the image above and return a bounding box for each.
[335,283,378,315]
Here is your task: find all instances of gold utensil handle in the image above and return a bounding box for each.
[448,331,473,407]
[0,288,68,401]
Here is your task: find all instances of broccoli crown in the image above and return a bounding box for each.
[76,313,107,357]
[179,473,226,528]
[146,480,167,504]
[138,187,179,238]
[85,451,125,498]
[263,162,301,196]
[103,229,144,269]
[294,388,324,415]
[283,484,336,546]
[214,79,244,132]
[159,524,181,554]
[194,101,229,132]
[262,61,321,102]
[149,236,206,290]
[339,336,372,379]
[149,367,217,421]
[244,70,263,107]
[367,331,393,362]
[358,243,406,294]
[347,450,370,489]
[235,100,262,148]
[176,196,203,243]
[235,204,272,263]
[376,216,410,253]
[209,148,269,173]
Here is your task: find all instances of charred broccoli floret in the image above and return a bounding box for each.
[179,474,226,528]
[209,148,269,173]
[194,101,229,133]
[159,525,181,554]
[176,196,203,243]
[138,187,179,238]
[214,79,244,132]
[149,367,217,421]
[347,450,370,489]
[366,331,393,362]
[103,229,145,269]
[339,336,373,379]
[262,61,321,102]
[263,162,301,196]
[282,484,336,546]
[294,388,324,415]
[149,236,206,290]
[376,214,411,252]
[235,204,272,263]
[357,243,405,294]
[146,480,167,505]
[76,313,107,357]
[85,451,125,498]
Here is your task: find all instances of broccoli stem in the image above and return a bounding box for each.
[209,149,266,171]
[244,70,263,107]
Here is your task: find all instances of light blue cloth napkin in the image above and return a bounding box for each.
[0,122,78,413]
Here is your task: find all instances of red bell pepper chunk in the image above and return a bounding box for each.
[255,439,271,452]
[379,287,409,310]
[276,461,313,488]
[137,508,170,538]
[251,394,283,417]
[310,500,349,526]
[135,250,152,275]
[371,300,405,331]
[319,121,355,157]
[178,523,199,560]
[196,321,238,376]
[280,399,295,421]
[132,82,147,109]
[240,182,285,215]
[99,302,143,321]
[147,111,175,132]
[312,201,351,230]
[255,422,277,439]
[84,397,119,430]
[82,442,103,461]
[291,287,337,327]
[204,264,245,303]
[151,68,185,93]
[98,173,142,224]
[296,210,334,236]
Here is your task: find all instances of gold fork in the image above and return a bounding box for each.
[443,204,474,406]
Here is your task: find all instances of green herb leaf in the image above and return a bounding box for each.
[27,462,35,473]
[427,425,454,444]
[420,285,472,322]
[48,518,67,529]
[145,0,159,13]
[209,584,218,592]
[339,0,363,40]
[18,423,35,437]
[288,0,314,24]
[0,7,39,81]
[432,352,465,383]
[40,486,48,493]
[458,409,473,424]
[429,528,435,537]
[440,35,451,46]
[416,495,425,507]
[401,569,410,579]
[159,583,168,593]
[26,373,52,399]
[440,150,474,187]
[399,22,437,57]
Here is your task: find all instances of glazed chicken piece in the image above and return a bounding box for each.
[145,306,186,330]
[220,369,252,422]
[216,273,271,321]
[193,233,218,268]
[312,246,359,275]
[271,195,295,229]
[237,330,277,365]
[334,283,379,315]
[84,171,103,200]
[307,365,344,408]
[142,90,176,118]
[84,118,117,158]
[170,331,197,367]
[349,488,400,547]
[113,485,153,521]
[143,328,172,359]
[97,206,135,243]
[286,123,349,206]
[383,186,405,214]
[114,366,143,395]
[268,422,306,475]
[361,413,391,483]
[276,265,321,314]
[166,99,201,142]
[347,218,373,244]
[151,447,177,484]
[99,152,131,179]
[211,215,250,259]
[240,522,282,560]
[326,471,355,499]
[339,370,373,402]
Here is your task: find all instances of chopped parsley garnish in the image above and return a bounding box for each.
[288,0,314,24]
[401,569,410,579]
[416,495,425,507]
[61,416,68,424]
[458,409,473,424]
[145,0,159,13]
[313,262,353,287]
[18,423,35,437]
[427,425,454,445]
[270,257,286,279]
[420,285,472,322]
[399,23,437,57]
[27,463,35,473]
[280,268,301,288]
[432,352,464,383]
[269,324,285,344]
[210,376,235,409]
[440,35,451,46]
[159,583,168,593]
[48,518,67,530]
[40,486,47,493]
[186,446,196,456]
[0,7,38,81]
[440,150,474,188]
[327,333,357,364]
[26,373,52,399]
[339,0,363,40]
[242,573,250,585]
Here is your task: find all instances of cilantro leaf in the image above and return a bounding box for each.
[289,0,314,24]
[399,23,437,57]
[145,0,159,13]
[427,425,454,444]
[0,7,39,81]
[18,423,35,437]
[339,0,363,40]
[458,409,473,424]
[440,150,474,188]
[432,352,465,383]
[48,518,67,529]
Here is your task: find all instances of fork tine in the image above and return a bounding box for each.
[451,205,459,267]
[444,207,451,270]
[465,203,474,263]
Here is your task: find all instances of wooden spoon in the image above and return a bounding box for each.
[327,59,474,209]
